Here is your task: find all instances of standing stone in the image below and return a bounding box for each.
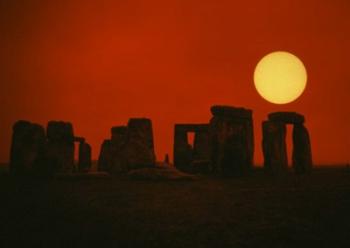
[173,125,193,172]
[46,121,75,173]
[78,142,91,172]
[9,120,47,176]
[262,121,288,174]
[191,130,211,173]
[173,124,209,173]
[209,106,253,176]
[125,118,156,169]
[292,124,312,174]
[193,131,210,161]
[98,140,112,172]
[109,126,128,173]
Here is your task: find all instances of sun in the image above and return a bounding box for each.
[254,51,307,104]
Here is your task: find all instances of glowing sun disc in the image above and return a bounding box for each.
[254,51,307,104]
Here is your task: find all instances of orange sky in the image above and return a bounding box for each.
[1,0,349,165]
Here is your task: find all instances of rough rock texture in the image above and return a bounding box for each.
[173,124,209,173]
[268,112,305,124]
[262,121,288,174]
[78,142,91,172]
[9,120,47,175]
[125,118,156,169]
[209,106,254,176]
[292,124,313,174]
[46,121,75,173]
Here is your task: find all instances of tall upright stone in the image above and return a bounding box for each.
[46,121,75,173]
[292,124,312,174]
[262,121,288,174]
[173,125,194,172]
[125,118,156,169]
[109,126,128,173]
[98,140,112,172]
[262,111,312,175]
[209,106,254,176]
[78,141,92,172]
[173,124,209,173]
[9,120,47,175]
[193,131,210,161]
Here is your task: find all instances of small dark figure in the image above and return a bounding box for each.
[164,154,170,165]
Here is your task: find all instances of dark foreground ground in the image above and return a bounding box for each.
[1,166,350,248]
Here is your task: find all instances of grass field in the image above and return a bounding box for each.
[0,166,350,247]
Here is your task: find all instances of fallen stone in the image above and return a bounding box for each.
[128,166,197,181]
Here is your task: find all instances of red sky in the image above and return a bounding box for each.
[1,0,349,165]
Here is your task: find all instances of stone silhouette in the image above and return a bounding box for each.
[46,121,75,173]
[98,140,113,172]
[98,118,156,173]
[9,120,47,176]
[262,121,288,174]
[125,118,156,169]
[292,123,312,174]
[173,124,210,173]
[262,112,312,174]
[77,138,92,172]
[9,109,313,178]
[173,106,254,176]
[210,106,254,176]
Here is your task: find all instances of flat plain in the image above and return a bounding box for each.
[0,166,349,247]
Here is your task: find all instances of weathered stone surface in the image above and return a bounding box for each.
[125,118,156,169]
[78,142,91,172]
[268,112,305,124]
[10,120,47,175]
[262,121,288,174]
[210,106,253,176]
[173,124,210,173]
[46,121,75,173]
[292,124,312,174]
